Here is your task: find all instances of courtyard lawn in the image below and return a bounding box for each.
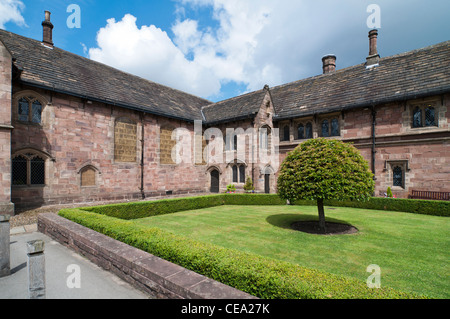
[132,205,449,298]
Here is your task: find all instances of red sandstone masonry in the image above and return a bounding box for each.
[38,213,257,299]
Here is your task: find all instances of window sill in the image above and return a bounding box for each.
[12,184,46,189]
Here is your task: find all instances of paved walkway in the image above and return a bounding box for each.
[0,224,151,299]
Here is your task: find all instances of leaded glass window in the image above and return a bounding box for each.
[297,124,304,139]
[31,100,43,124]
[413,107,422,128]
[393,166,403,188]
[232,165,238,183]
[17,97,43,124]
[305,123,313,139]
[331,118,340,136]
[239,165,245,183]
[321,120,329,137]
[413,105,438,128]
[425,107,436,127]
[12,156,27,185]
[18,98,29,122]
[12,153,46,186]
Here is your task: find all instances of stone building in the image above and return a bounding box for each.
[0,12,449,214]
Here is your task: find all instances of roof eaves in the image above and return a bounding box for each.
[272,86,450,121]
[19,79,198,123]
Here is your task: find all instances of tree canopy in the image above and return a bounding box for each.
[277,138,375,232]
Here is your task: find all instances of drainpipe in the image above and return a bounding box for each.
[371,106,377,190]
[251,119,255,187]
[140,113,145,200]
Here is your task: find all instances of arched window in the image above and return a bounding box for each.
[321,120,329,137]
[12,152,46,186]
[231,163,246,183]
[259,126,271,150]
[80,167,96,187]
[305,122,313,139]
[297,124,304,140]
[239,165,245,183]
[232,165,238,183]
[17,97,43,124]
[331,118,340,136]
[393,166,403,188]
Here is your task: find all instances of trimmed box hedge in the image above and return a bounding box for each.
[58,208,425,299]
[81,194,449,221]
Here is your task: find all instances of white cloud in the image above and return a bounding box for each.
[0,0,27,29]
[89,14,221,98]
[88,0,448,100]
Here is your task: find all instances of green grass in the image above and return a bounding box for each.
[132,205,449,298]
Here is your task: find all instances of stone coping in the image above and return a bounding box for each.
[37,213,257,300]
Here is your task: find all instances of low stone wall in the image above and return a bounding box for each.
[38,213,256,299]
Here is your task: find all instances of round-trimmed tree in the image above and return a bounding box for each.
[277,138,375,232]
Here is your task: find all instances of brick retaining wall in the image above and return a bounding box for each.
[38,213,257,299]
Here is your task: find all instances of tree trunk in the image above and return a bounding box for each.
[317,198,327,233]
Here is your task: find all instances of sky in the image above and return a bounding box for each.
[1,0,449,102]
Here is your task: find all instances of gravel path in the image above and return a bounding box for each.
[10,206,61,228]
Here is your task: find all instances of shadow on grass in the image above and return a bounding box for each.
[266,213,353,230]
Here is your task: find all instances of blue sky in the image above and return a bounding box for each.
[1,0,449,102]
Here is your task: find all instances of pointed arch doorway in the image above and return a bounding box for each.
[210,169,220,193]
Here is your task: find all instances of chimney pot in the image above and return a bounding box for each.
[42,11,54,48]
[322,54,336,74]
[366,29,380,68]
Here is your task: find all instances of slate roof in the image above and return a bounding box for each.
[202,40,450,123]
[1,28,449,125]
[0,29,211,122]
[201,88,267,124]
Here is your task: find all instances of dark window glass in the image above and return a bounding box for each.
[30,157,45,185]
[393,166,403,187]
[239,165,245,183]
[322,120,329,137]
[331,118,340,136]
[18,98,29,122]
[31,100,43,124]
[297,124,304,139]
[12,156,27,185]
[305,123,313,139]
[425,107,436,127]
[233,134,238,151]
[413,107,422,128]
[232,165,238,183]
[283,125,290,141]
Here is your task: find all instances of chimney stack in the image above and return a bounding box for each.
[42,11,54,48]
[322,55,336,74]
[366,29,380,68]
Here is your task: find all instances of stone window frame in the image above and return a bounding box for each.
[293,117,314,141]
[159,124,178,165]
[259,125,273,151]
[384,160,410,190]
[114,117,138,164]
[411,102,439,129]
[228,161,247,184]
[12,90,49,127]
[11,148,52,188]
[78,165,101,188]
[281,124,290,142]
[403,97,447,133]
[319,116,341,138]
